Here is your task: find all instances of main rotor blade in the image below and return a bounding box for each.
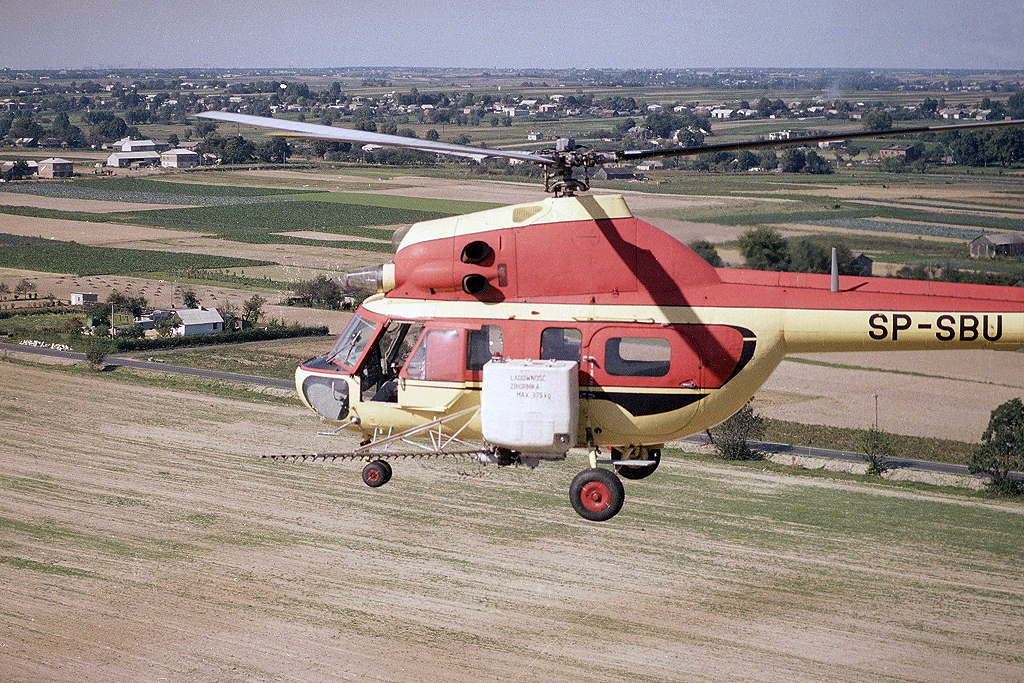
[196,111,557,166]
[613,118,1024,163]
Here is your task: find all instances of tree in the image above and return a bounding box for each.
[789,238,831,273]
[862,110,893,132]
[780,148,806,173]
[860,427,895,476]
[292,275,341,308]
[1008,92,1024,119]
[155,313,182,338]
[688,240,723,267]
[222,135,256,164]
[181,288,199,309]
[739,227,790,271]
[969,398,1024,494]
[107,291,147,317]
[14,279,36,294]
[803,150,832,174]
[242,294,266,324]
[194,119,218,138]
[256,137,290,164]
[709,403,765,461]
[9,116,45,140]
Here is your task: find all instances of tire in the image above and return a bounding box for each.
[615,447,661,481]
[361,460,390,488]
[377,459,393,484]
[569,468,625,522]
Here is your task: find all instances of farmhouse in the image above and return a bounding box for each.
[37,157,74,178]
[879,144,919,160]
[161,148,200,168]
[970,233,1024,258]
[173,307,224,336]
[595,166,641,181]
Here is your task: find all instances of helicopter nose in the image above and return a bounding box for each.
[296,364,349,421]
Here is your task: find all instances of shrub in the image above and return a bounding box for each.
[710,403,765,461]
[860,427,895,476]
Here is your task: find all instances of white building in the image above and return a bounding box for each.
[711,108,735,119]
[161,149,200,168]
[107,151,161,168]
[173,307,224,336]
[121,139,159,152]
[70,292,98,305]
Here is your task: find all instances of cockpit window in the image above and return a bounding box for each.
[328,315,377,368]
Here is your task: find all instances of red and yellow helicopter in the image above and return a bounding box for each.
[200,110,1024,521]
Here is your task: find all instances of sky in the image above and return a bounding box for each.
[2,0,1022,71]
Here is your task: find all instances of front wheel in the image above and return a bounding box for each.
[362,460,391,488]
[569,468,625,522]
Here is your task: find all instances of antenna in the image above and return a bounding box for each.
[830,247,839,293]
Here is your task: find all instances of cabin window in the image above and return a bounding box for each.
[404,328,463,381]
[328,315,377,368]
[540,328,582,363]
[467,325,503,371]
[605,337,671,377]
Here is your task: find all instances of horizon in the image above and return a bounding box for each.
[2,1,1021,72]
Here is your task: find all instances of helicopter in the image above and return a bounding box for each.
[198,110,1024,521]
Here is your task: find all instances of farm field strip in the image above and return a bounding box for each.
[1,361,1022,682]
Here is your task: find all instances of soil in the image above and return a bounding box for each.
[1,361,1022,682]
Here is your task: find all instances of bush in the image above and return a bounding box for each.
[710,403,765,461]
[84,344,106,369]
[860,427,895,476]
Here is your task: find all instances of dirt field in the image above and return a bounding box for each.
[758,350,1024,442]
[1,360,1022,682]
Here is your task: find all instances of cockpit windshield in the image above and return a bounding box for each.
[328,315,377,368]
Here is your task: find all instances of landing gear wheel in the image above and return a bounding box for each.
[615,448,661,480]
[361,460,391,488]
[569,468,625,522]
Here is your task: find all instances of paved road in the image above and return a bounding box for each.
[4,341,1017,482]
[675,434,1021,482]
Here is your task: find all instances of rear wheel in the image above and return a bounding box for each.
[615,447,661,480]
[362,460,391,488]
[569,468,625,522]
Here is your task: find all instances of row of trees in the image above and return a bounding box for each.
[737,228,866,275]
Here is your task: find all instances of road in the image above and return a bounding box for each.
[4,340,1015,482]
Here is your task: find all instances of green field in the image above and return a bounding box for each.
[0,242,269,276]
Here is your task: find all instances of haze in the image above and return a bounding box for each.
[1,0,1022,71]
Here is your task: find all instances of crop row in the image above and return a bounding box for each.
[0,243,269,276]
[810,217,987,240]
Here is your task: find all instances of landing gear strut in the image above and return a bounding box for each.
[569,468,625,522]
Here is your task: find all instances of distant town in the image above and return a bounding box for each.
[1,67,1023,178]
